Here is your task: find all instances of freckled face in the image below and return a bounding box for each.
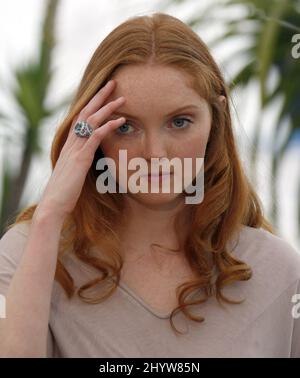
[100,64,212,206]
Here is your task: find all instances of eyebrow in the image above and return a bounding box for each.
[111,104,201,120]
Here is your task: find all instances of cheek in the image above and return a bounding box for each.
[171,131,209,159]
[100,136,125,160]
[99,137,112,157]
[171,131,209,186]
[101,139,141,177]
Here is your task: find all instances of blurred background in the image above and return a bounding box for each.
[0,0,299,251]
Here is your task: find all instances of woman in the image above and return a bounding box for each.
[0,12,300,358]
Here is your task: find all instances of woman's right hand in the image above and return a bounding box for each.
[35,79,126,220]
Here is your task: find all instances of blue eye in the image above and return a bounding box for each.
[172,117,192,129]
[116,122,134,134]
[115,117,192,135]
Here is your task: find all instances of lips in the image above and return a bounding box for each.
[148,172,170,176]
[140,172,172,176]
[142,173,174,182]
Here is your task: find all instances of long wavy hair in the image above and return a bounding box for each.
[9,12,274,334]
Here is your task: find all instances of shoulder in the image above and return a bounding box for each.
[0,221,31,261]
[228,225,300,293]
[1,221,31,240]
[0,221,32,295]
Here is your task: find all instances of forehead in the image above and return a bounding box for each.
[104,64,203,107]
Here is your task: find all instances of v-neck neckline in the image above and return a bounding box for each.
[114,278,172,319]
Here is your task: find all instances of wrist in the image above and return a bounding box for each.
[33,203,67,227]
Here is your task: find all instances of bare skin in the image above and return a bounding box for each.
[0,79,127,356]
[0,66,225,357]
[100,64,226,313]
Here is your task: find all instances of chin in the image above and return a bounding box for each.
[127,191,185,208]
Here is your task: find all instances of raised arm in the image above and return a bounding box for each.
[0,79,126,357]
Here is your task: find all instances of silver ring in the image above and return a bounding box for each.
[73,120,93,138]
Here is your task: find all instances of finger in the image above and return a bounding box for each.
[64,80,118,144]
[86,96,125,130]
[65,96,125,154]
[62,80,124,155]
[80,117,125,158]
[62,117,88,153]
[81,79,117,118]
[68,92,124,137]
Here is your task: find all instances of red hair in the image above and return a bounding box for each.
[10,12,274,334]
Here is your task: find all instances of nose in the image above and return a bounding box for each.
[142,130,169,162]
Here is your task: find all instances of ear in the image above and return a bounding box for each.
[218,95,226,108]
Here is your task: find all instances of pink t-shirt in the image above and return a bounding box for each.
[0,221,300,357]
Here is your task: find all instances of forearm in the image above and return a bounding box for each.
[0,209,65,357]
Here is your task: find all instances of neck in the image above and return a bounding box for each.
[118,194,192,258]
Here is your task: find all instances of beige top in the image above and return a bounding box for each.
[0,221,300,358]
